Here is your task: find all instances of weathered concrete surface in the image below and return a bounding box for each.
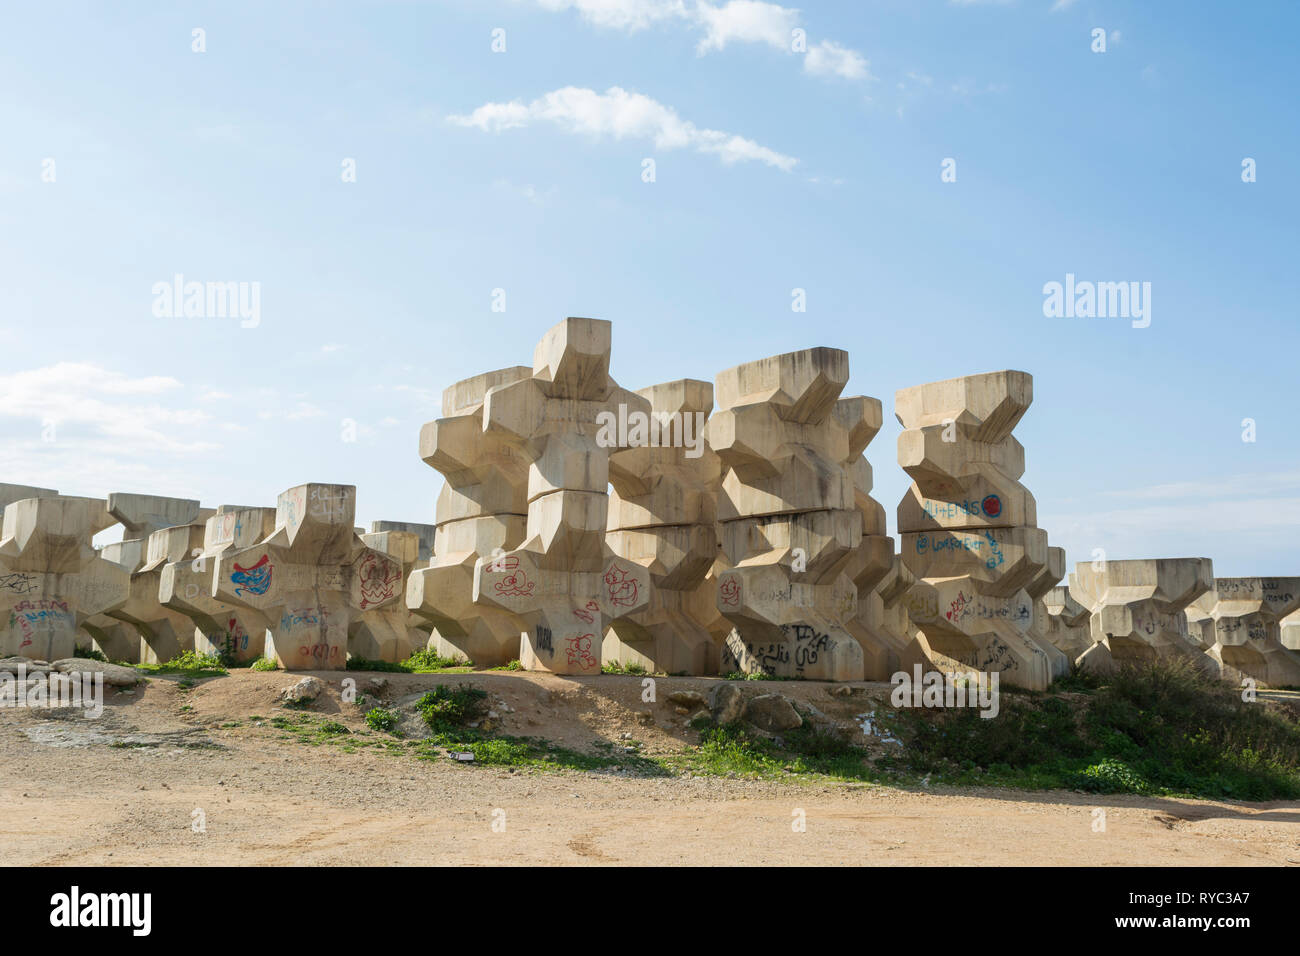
[0,496,130,661]
[1191,578,1300,687]
[1043,584,1095,663]
[469,318,651,674]
[1069,558,1214,670]
[605,378,722,675]
[160,506,277,663]
[351,529,429,662]
[895,370,1056,690]
[711,348,869,682]
[212,484,404,670]
[407,367,533,667]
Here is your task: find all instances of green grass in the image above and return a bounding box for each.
[602,660,648,675]
[250,657,279,672]
[723,671,785,681]
[365,707,401,734]
[416,683,488,733]
[489,659,524,671]
[876,658,1300,800]
[135,650,227,678]
[346,648,474,673]
[73,647,107,662]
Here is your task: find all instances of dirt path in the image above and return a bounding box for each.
[2,670,1298,866]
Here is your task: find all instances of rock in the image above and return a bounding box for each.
[50,659,141,686]
[829,685,853,697]
[279,676,324,703]
[1,658,50,677]
[744,694,803,733]
[636,709,654,725]
[674,706,689,715]
[366,677,388,692]
[667,690,707,707]
[708,683,744,725]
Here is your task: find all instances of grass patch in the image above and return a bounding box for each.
[877,658,1300,800]
[346,649,474,674]
[723,671,785,681]
[250,657,279,672]
[74,647,107,662]
[365,707,401,734]
[602,660,648,675]
[489,659,523,671]
[417,683,488,733]
[666,722,879,782]
[136,650,227,678]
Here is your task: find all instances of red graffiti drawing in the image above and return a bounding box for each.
[492,556,536,597]
[946,591,971,622]
[573,600,599,624]
[719,577,741,607]
[604,564,639,607]
[359,552,401,609]
[566,633,598,670]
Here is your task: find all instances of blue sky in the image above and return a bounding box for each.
[0,0,1296,576]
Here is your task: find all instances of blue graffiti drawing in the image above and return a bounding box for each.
[983,532,1005,570]
[231,554,273,596]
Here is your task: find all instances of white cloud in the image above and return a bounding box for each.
[694,0,796,53]
[804,40,871,80]
[0,363,215,455]
[449,86,798,171]
[530,0,871,84]
[1051,0,1078,11]
[534,0,687,31]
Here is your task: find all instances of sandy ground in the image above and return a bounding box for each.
[2,669,1298,866]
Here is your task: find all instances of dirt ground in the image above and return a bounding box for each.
[2,669,1298,866]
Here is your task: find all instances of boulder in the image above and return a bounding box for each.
[50,659,141,687]
[279,676,324,704]
[708,683,744,725]
[743,694,803,733]
[667,690,707,707]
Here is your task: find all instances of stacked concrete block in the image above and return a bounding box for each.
[160,506,278,662]
[1024,545,1071,674]
[842,436,903,680]
[0,495,130,661]
[711,348,869,682]
[1043,585,1095,663]
[604,378,723,675]
[406,367,533,666]
[0,483,59,512]
[1069,558,1213,670]
[467,318,651,674]
[93,494,211,663]
[211,483,404,670]
[1192,578,1300,686]
[351,528,428,662]
[370,520,435,561]
[895,370,1056,690]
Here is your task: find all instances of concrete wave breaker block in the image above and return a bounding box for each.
[711,347,873,681]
